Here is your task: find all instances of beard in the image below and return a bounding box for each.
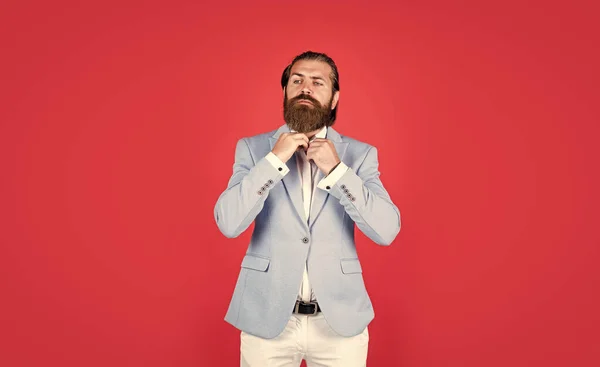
[283,91,334,133]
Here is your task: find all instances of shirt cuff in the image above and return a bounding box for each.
[317,162,348,191]
[265,152,290,176]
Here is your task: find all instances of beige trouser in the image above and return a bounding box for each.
[240,313,369,367]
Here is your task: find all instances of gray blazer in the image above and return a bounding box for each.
[214,124,401,339]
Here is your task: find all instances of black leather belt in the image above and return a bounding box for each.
[293,301,321,315]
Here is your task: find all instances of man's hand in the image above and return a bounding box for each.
[272,132,309,163]
[306,138,341,175]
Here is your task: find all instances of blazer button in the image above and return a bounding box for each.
[302,237,309,244]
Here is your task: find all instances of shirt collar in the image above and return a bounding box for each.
[290,126,328,142]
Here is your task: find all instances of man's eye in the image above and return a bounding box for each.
[314,81,322,86]
[293,80,301,84]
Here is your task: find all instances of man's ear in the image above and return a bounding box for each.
[331,91,340,110]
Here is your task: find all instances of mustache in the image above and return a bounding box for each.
[291,94,320,106]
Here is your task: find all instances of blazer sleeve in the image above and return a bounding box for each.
[325,146,401,246]
[213,138,287,238]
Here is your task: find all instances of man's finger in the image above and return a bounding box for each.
[292,134,308,142]
[311,138,330,145]
[307,141,326,148]
[306,147,320,157]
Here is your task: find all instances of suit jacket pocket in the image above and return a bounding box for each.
[241,254,270,272]
[340,258,363,274]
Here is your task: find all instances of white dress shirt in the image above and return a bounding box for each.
[264,126,348,302]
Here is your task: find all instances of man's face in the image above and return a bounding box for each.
[283,59,339,133]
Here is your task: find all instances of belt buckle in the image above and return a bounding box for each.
[294,301,319,315]
[307,301,319,315]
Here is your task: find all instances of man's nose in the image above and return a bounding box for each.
[300,83,312,94]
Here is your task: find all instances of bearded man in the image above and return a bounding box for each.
[214,51,401,367]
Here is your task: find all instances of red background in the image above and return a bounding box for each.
[1,0,599,366]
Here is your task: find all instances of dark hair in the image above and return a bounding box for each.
[281,51,340,123]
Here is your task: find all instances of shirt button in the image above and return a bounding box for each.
[302,237,309,244]
[278,167,283,171]
[325,186,331,190]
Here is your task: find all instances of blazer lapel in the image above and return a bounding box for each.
[269,124,307,226]
[309,127,348,228]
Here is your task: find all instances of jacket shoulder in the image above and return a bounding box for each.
[237,128,276,145]
[339,133,374,156]
[233,129,277,162]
